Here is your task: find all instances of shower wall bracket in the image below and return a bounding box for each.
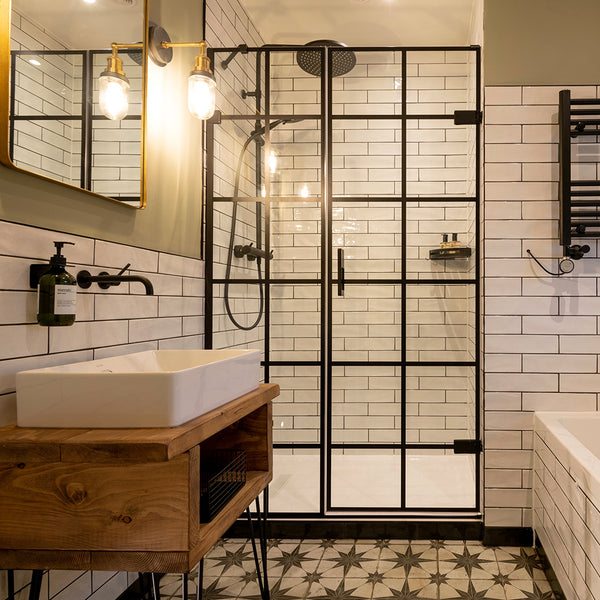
[559,89,600,258]
[453,110,482,125]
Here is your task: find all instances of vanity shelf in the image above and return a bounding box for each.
[0,383,278,574]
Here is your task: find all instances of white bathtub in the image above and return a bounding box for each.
[533,412,600,600]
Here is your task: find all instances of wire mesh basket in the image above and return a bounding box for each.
[200,449,247,522]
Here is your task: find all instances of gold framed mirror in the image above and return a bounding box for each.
[0,0,148,209]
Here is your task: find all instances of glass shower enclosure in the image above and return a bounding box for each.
[205,44,481,520]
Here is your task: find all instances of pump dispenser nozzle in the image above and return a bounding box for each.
[50,241,75,266]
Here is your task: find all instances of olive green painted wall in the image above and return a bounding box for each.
[0,162,203,258]
[0,0,204,259]
[484,0,600,85]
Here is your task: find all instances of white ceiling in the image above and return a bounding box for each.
[12,0,142,50]
[238,0,477,46]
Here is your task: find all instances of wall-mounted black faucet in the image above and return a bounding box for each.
[77,263,154,295]
[233,243,273,261]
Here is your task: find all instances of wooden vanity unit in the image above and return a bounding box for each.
[0,383,278,574]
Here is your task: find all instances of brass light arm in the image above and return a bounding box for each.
[162,42,206,48]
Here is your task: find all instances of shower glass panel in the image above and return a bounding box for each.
[332,285,402,361]
[332,201,403,279]
[406,201,476,280]
[405,450,477,508]
[206,44,481,520]
[270,50,322,116]
[269,120,322,198]
[406,284,475,362]
[271,201,321,279]
[332,50,403,116]
[405,50,476,116]
[270,283,321,362]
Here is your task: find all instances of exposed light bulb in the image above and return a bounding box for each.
[82,0,96,3]
[188,42,216,120]
[99,74,130,120]
[300,185,309,198]
[268,150,277,174]
[188,72,216,120]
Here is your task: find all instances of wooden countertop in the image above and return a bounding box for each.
[0,383,279,463]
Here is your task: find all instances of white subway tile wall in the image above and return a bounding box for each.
[0,220,204,600]
[484,84,600,528]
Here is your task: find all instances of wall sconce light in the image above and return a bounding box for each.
[99,43,139,120]
[99,25,216,122]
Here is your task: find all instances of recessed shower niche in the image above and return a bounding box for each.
[205,44,481,519]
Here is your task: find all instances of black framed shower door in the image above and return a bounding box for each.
[205,44,482,520]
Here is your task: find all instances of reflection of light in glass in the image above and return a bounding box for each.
[28,59,41,66]
[300,185,309,198]
[83,0,96,4]
[99,74,130,120]
[268,151,277,174]
[280,421,284,428]
[394,78,402,89]
[261,186,266,198]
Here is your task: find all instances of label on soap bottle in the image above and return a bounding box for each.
[54,285,77,315]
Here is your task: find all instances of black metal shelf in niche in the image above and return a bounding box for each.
[9,49,141,204]
[205,44,481,520]
[559,89,600,257]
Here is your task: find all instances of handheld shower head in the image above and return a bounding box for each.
[296,40,356,77]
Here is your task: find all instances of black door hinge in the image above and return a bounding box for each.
[453,110,482,125]
[453,439,482,454]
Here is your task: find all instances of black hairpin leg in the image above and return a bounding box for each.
[7,570,15,600]
[182,572,188,599]
[246,491,270,600]
[197,558,204,600]
[181,564,203,600]
[28,570,43,600]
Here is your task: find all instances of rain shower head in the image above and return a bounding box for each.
[296,40,356,77]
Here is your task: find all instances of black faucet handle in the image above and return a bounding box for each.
[116,263,131,276]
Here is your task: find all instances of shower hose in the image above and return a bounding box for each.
[224,119,299,331]
[224,129,265,331]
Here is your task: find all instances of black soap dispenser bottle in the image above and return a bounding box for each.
[37,241,77,326]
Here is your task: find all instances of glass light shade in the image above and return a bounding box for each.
[188,72,216,120]
[99,73,130,120]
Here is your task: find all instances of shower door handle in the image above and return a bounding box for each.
[337,248,345,296]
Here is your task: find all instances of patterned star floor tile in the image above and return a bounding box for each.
[504,579,555,600]
[495,548,547,580]
[439,546,499,579]
[306,578,372,599]
[373,578,438,599]
[158,538,559,600]
[442,578,507,599]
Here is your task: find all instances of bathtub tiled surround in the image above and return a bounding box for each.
[0,219,204,600]
[484,85,600,530]
[533,412,600,600]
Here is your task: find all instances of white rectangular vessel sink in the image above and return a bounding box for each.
[16,349,261,428]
